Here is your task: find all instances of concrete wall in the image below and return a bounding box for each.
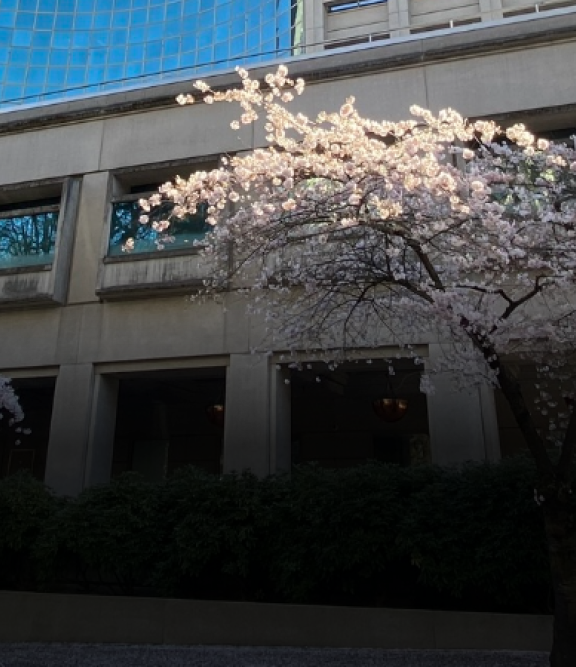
[2,13,576,491]
[0,592,553,650]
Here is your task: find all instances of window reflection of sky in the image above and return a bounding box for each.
[0,0,301,106]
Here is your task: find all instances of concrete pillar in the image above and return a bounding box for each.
[479,0,504,21]
[303,0,325,52]
[426,344,500,465]
[83,374,119,487]
[45,365,119,494]
[45,364,95,495]
[223,354,291,476]
[270,365,292,474]
[389,0,411,37]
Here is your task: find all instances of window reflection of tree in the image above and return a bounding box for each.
[0,207,59,260]
[109,197,210,253]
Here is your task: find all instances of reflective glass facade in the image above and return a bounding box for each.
[0,0,303,107]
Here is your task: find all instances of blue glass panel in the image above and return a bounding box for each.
[112,10,130,27]
[214,41,229,61]
[7,66,26,84]
[198,10,214,28]
[164,19,181,38]
[108,200,210,256]
[166,2,181,20]
[127,43,143,60]
[145,41,162,59]
[89,49,107,65]
[0,12,16,30]
[198,28,213,48]
[47,68,66,85]
[24,85,43,98]
[52,32,72,49]
[108,45,126,64]
[198,46,213,62]
[35,13,55,30]
[215,3,231,23]
[1,0,17,9]
[86,65,105,83]
[0,211,58,270]
[128,25,146,42]
[148,5,165,22]
[126,61,143,77]
[77,0,96,9]
[106,65,124,80]
[163,37,179,56]
[30,49,48,65]
[72,32,89,48]
[94,12,112,28]
[20,0,38,10]
[90,30,110,47]
[131,8,147,25]
[0,47,8,64]
[54,14,73,30]
[69,53,88,70]
[31,31,51,47]
[12,30,32,47]
[15,13,35,29]
[27,67,46,84]
[162,55,179,70]
[3,85,24,100]
[66,67,86,84]
[215,24,229,42]
[143,58,161,74]
[110,28,127,45]
[73,14,92,29]
[0,29,10,45]
[57,0,76,10]
[183,0,199,16]
[9,49,28,64]
[49,50,68,65]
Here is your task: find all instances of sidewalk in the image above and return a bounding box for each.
[0,644,549,667]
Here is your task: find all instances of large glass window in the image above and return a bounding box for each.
[108,189,211,256]
[0,197,60,270]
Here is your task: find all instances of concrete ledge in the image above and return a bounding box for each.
[0,592,552,650]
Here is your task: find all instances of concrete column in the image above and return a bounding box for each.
[45,364,95,495]
[479,0,504,21]
[304,0,326,52]
[389,0,411,37]
[223,354,291,476]
[83,374,119,487]
[426,344,500,465]
[270,365,292,474]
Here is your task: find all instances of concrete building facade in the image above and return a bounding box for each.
[1,3,576,494]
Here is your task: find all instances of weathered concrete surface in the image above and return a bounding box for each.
[0,644,550,667]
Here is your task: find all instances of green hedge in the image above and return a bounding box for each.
[0,457,563,612]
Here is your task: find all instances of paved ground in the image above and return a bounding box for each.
[0,645,549,667]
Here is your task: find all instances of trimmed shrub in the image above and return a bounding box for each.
[37,473,161,595]
[0,471,59,589]
[0,456,564,611]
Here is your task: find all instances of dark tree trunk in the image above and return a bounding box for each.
[494,362,576,666]
[544,495,576,667]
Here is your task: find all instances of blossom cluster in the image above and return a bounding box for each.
[140,67,576,412]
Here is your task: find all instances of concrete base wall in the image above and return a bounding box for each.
[0,592,552,651]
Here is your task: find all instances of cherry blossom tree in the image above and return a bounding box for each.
[0,376,23,429]
[138,67,576,666]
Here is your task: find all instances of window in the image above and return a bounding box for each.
[108,187,211,256]
[107,160,218,257]
[0,183,63,271]
[327,0,387,13]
